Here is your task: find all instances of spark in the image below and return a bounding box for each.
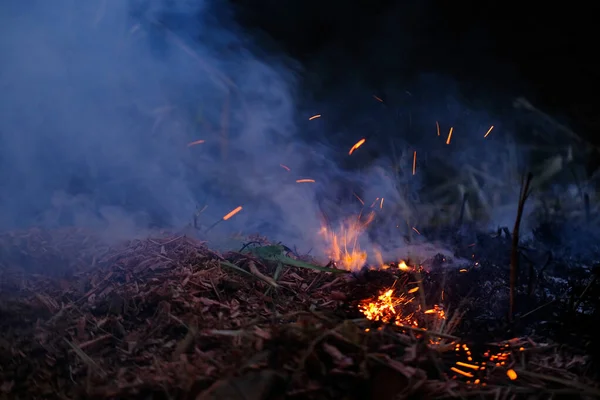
[380,198,384,209]
[369,198,380,208]
[408,287,419,294]
[222,206,242,221]
[412,151,417,175]
[296,179,315,183]
[506,369,518,380]
[484,125,494,138]
[353,192,364,205]
[187,139,205,147]
[446,127,453,144]
[412,227,421,235]
[451,367,474,378]
[459,268,468,273]
[309,114,321,121]
[436,121,440,136]
[373,95,384,102]
[456,361,479,370]
[280,164,290,171]
[349,138,366,155]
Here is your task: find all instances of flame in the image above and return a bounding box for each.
[320,212,375,271]
[349,138,366,155]
[359,288,418,326]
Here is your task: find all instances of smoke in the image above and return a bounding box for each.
[0,0,331,249]
[0,1,591,267]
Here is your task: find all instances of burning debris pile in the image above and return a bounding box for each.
[1,228,599,399]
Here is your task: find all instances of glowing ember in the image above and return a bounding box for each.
[484,125,494,138]
[187,139,205,147]
[436,121,440,136]
[279,164,290,171]
[359,288,418,326]
[296,179,315,183]
[349,138,366,155]
[309,114,321,120]
[446,127,454,144]
[412,151,417,175]
[222,206,242,221]
[353,193,364,205]
[358,285,447,328]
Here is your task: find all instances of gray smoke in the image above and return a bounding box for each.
[0,0,330,249]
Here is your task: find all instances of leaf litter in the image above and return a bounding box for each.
[0,228,598,399]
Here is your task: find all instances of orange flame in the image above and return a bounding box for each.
[320,212,375,271]
[349,138,366,155]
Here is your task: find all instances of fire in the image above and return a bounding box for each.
[320,212,375,271]
[358,285,447,328]
[412,151,417,175]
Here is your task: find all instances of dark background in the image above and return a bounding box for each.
[229,0,598,145]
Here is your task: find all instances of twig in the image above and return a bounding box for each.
[509,173,533,322]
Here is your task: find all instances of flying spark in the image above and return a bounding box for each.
[279,164,290,171]
[187,139,205,147]
[446,127,453,144]
[296,179,315,183]
[353,193,364,205]
[412,151,417,175]
[349,138,366,155]
[309,114,321,121]
[412,227,421,235]
[373,95,384,102]
[222,206,242,221]
[380,198,384,209]
[484,125,494,138]
[436,121,440,136]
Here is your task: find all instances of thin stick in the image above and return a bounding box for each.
[510,173,533,322]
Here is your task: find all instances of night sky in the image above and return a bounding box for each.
[230,0,598,144]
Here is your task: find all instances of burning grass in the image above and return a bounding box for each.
[0,229,599,399]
